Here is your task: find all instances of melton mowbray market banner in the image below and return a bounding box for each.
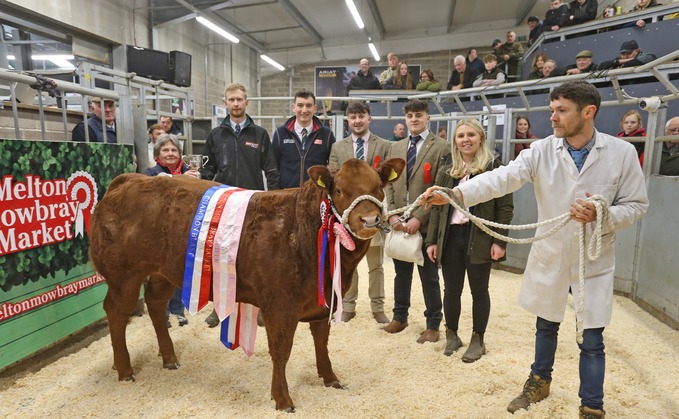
[0,139,134,370]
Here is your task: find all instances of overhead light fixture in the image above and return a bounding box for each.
[32,54,75,69]
[368,43,380,62]
[196,16,239,44]
[345,0,365,29]
[261,54,285,71]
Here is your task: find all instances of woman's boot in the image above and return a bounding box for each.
[444,329,463,356]
[461,332,486,362]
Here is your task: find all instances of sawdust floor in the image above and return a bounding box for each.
[1,258,678,418]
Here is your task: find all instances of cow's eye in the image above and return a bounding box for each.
[335,188,342,195]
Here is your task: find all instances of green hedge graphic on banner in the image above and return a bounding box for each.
[0,139,134,370]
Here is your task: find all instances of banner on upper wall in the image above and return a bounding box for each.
[0,139,134,370]
[314,64,422,115]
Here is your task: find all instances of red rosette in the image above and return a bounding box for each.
[333,222,355,251]
[373,155,381,169]
[423,162,432,185]
[66,171,98,236]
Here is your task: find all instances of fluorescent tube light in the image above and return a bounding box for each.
[196,16,240,44]
[368,43,380,62]
[32,54,75,69]
[345,0,365,29]
[261,54,285,71]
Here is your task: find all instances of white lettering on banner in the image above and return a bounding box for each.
[0,273,106,321]
[0,172,97,256]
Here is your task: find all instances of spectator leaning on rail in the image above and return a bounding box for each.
[544,0,571,31]
[346,58,382,94]
[423,80,648,419]
[473,54,507,87]
[496,31,524,80]
[527,16,544,47]
[379,52,400,86]
[447,55,480,91]
[566,0,598,26]
[598,40,656,70]
[416,69,442,92]
[526,53,549,80]
[383,62,415,90]
[565,50,598,75]
[72,96,117,143]
[624,0,663,29]
[660,117,679,176]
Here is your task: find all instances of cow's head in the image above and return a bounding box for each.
[309,158,405,240]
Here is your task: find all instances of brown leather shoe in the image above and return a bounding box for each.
[416,328,440,343]
[383,319,408,333]
[372,312,389,324]
[341,311,356,322]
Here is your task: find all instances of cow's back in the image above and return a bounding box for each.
[89,173,217,287]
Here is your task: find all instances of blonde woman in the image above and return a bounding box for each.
[425,119,514,362]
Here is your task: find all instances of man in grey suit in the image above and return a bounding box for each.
[329,101,392,324]
[384,99,451,343]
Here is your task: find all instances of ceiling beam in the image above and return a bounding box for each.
[446,0,457,34]
[276,0,323,45]
[173,0,267,52]
[366,0,385,39]
[516,0,539,26]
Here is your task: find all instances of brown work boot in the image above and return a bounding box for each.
[461,332,486,363]
[341,311,356,322]
[416,328,440,343]
[372,311,389,324]
[443,329,462,356]
[383,320,408,333]
[579,406,606,418]
[507,374,551,413]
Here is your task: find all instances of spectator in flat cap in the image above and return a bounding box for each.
[565,50,598,75]
[598,40,656,70]
[527,16,544,47]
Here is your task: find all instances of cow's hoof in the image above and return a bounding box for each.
[163,361,180,370]
[325,380,344,389]
[120,375,135,382]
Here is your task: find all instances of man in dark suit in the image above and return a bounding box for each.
[383,99,451,343]
[329,101,392,324]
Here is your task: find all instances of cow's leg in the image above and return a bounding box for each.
[265,313,298,412]
[309,320,343,389]
[144,275,179,369]
[103,281,142,381]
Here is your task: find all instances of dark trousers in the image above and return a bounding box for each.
[440,224,492,335]
[531,317,606,410]
[167,287,184,316]
[392,242,442,330]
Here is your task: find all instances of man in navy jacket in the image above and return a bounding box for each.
[272,89,335,188]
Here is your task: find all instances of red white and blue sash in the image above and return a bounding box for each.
[181,186,259,356]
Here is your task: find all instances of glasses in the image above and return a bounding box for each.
[668,127,679,134]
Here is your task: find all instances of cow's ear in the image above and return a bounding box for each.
[308,165,332,191]
[379,158,406,185]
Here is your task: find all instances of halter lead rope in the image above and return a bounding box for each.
[389,190,614,344]
[327,194,387,238]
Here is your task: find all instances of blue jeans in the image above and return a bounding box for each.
[531,317,605,410]
[392,243,442,330]
[167,287,185,316]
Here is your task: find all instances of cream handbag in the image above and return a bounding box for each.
[384,229,424,266]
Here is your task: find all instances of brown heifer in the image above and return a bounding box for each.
[89,158,405,411]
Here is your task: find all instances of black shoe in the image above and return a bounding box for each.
[177,314,188,327]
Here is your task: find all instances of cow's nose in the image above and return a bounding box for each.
[361,215,380,228]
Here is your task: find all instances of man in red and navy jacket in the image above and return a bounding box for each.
[272,89,335,188]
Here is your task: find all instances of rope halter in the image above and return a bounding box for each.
[327,193,387,239]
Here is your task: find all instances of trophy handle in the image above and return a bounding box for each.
[202,155,209,167]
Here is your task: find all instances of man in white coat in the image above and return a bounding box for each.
[424,81,648,419]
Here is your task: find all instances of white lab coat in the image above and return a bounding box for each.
[458,131,649,328]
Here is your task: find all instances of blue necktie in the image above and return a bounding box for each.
[407,135,421,180]
[356,137,364,160]
[234,124,241,135]
[569,147,589,172]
